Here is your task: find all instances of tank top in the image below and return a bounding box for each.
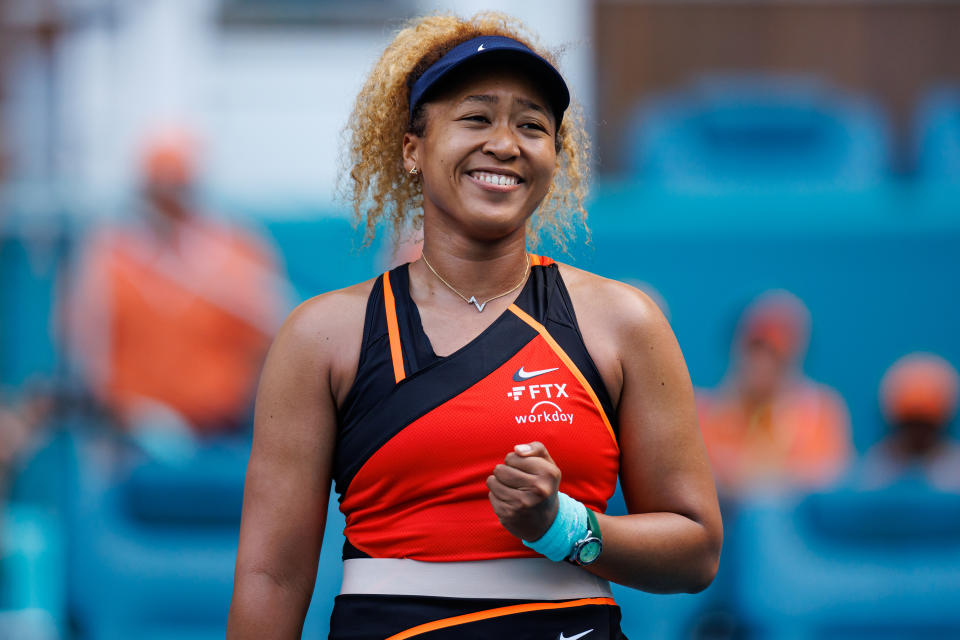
[334,255,619,562]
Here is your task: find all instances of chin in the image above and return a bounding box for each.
[461,197,538,231]
[460,212,531,242]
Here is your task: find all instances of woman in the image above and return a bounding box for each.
[228,13,721,640]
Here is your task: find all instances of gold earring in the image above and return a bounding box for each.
[409,166,420,176]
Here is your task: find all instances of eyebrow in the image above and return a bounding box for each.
[462,94,498,106]
[461,94,550,117]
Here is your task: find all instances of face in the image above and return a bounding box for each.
[145,180,192,222]
[739,340,790,402]
[894,418,944,454]
[403,66,558,242]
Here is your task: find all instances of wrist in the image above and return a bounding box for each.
[522,492,588,562]
[568,505,603,566]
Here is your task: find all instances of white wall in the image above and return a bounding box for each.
[6,0,594,217]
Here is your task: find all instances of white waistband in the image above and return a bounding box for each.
[339,558,613,600]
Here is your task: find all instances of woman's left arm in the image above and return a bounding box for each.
[584,282,723,593]
[488,277,722,593]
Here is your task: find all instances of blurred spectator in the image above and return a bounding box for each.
[698,290,852,496]
[63,128,287,444]
[855,353,960,491]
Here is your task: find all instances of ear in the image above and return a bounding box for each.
[402,132,421,174]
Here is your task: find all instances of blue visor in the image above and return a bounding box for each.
[408,35,570,126]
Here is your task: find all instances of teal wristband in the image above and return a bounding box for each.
[522,492,588,562]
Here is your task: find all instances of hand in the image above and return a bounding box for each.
[487,441,561,541]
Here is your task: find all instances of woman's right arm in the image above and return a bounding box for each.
[227,289,364,639]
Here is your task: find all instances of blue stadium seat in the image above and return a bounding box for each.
[66,434,246,640]
[0,503,64,639]
[915,87,960,182]
[732,484,960,639]
[59,428,348,640]
[624,74,891,192]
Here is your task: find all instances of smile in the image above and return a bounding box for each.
[467,170,523,189]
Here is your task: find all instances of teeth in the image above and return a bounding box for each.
[472,171,518,186]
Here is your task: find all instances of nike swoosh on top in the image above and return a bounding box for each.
[512,366,560,382]
[477,43,486,51]
[558,629,594,640]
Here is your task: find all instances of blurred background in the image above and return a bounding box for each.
[1,0,959,638]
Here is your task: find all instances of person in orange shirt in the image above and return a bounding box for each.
[856,353,960,491]
[698,290,852,497]
[65,129,288,440]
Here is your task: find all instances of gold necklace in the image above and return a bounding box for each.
[421,252,530,313]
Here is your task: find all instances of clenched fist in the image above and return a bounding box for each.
[486,441,561,541]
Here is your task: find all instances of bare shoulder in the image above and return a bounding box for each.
[283,278,374,339]
[556,263,669,344]
[271,277,376,404]
[556,263,673,407]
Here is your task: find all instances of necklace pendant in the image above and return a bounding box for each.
[467,296,487,312]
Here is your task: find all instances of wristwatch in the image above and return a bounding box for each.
[568,508,603,566]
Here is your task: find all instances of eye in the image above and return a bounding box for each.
[460,114,490,124]
[520,121,549,133]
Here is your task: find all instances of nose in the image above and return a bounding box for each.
[481,121,520,160]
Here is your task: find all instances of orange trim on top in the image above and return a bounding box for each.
[384,597,617,640]
[382,271,406,384]
[527,253,555,267]
[509,304,618,450]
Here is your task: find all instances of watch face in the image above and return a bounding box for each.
[577,539,602,565]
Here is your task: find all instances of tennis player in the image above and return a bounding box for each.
[228,12,722,640]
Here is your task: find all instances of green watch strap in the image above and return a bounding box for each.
[585,507,601,542]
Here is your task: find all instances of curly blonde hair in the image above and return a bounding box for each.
[341,12,591,251]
